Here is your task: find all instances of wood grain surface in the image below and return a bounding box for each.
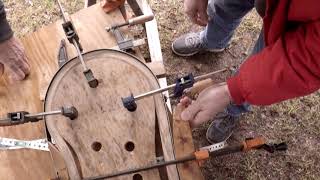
[173,104,204,180]
[20,4,125,101]
[0,49,55,179]
[45,50,162,179]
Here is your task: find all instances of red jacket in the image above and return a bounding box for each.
[227,0,320,105]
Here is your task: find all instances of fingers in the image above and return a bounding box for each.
[179,96,192,107]
[181,100,201,121]
[197,11,208,26]
[0,63,3,77]
[186,10,198,25]
[6,63,26,81]
[189,110,212,128]
[0,37,31,81]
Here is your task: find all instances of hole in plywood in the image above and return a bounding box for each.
[133,174,143,180]
[91,141,102,151]
[125,141,135,152]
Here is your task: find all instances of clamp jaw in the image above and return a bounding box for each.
[62,21,83,52]
[173,73,194,98]
[122,74,195,112]
[122,94,137,112]
[1,107,78,126]
[7,111,33,125]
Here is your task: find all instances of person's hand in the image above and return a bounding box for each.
[0,36,30,81]
[179,84,231,127]
[184,0,209,26]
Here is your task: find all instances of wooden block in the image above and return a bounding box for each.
[173,104,204,180]
[146,61,166,78]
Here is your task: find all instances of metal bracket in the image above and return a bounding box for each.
[200,141,226,152]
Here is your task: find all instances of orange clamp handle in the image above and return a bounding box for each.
[242,137,266,152]
[194,150,210,167]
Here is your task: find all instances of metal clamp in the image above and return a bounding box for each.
[173,73,194,98]
[0,106,78,127]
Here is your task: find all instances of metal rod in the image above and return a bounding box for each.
[56,0,67,23]
[134,83,176,100]
[133,67,231,100]
[85,143,245,180]
[84,155,196,180]
[194,67,230,81]
[25,110,62,119]
[72,38,89,71]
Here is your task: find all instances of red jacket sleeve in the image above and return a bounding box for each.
[227,20,320,105]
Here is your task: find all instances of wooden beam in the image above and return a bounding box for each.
[173,104,204,180]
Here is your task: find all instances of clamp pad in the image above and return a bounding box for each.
[122,94,137,112]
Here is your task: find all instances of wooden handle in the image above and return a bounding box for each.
[128,14,154,25]
[184,78,214,99]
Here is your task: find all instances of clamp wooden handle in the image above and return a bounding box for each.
[184,78,214,99]
[242,137,266,152]
[128,14,154,25]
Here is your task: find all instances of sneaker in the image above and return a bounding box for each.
[206,112,240,144]
[172,32,225,57]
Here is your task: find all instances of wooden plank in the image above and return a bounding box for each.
[20,4,126,101]
[146,61,166,78]
[173,105,204,180]
[141,1,172,111]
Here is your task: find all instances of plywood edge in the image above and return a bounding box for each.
[154,94,180,180]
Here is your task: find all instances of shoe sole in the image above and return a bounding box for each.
[171,42,199,57]
[206,121,234,144]
[171,43,225,57]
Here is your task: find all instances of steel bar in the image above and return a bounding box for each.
[85,143,245,180]
[133,67,231,100]
[194,67,230,81]
[84,155,196,180]
[26,110,62,118]
[73,38,89,71]
[56,0,67,23]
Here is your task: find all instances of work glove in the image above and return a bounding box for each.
[184,0,209,26]
[179,84,231,127]
[0,36,30,81]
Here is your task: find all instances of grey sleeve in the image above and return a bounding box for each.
[0,0,13,42]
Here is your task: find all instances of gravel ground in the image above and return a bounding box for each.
[3,0,320,179]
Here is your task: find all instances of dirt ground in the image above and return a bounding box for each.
[4,0,320,179]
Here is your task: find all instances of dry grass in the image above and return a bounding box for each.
[4,0,83,36]
[3,0,320,179]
